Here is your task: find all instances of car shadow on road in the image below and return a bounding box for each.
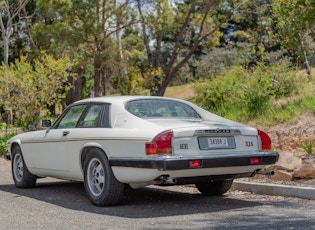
[0,179,265,218]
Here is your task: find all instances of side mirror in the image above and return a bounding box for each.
[41,119,52,128]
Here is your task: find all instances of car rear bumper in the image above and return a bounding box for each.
[109,151,279,171]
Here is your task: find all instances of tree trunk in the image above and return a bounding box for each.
[94,60,104,97]
[150,85,162,96]
[3,36,9,66]
[149,75,168,96]
[21,3,36,49]
[115,17,128,86]
[0,1,24,65]
[73,67,83,101]
[302,49,312,79]
[67,67,84,104]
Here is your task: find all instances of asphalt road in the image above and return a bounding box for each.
[1,157,315,230]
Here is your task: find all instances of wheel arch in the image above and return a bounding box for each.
[80,143,108,172]
[9,140,22,156]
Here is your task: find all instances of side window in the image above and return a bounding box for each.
[80,104,103,127]
[57,104,87,129]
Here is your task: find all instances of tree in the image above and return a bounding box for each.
[136,0,245,96]
[32,0,94,105]
[273,0,315,77]
[0,0,27,65]
[222,0,281,63]
[0,54,72,125]
[31,0,135,101]
[194,0,288,78]
[68,0,135,97]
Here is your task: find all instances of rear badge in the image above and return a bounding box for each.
[180,144,189,149]
[245,141,254,147]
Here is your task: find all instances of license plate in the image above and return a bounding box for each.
[198,136,236,150]
[208,137,228,148]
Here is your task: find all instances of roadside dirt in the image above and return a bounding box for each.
[245,112,315,188]
[261,113,315,155]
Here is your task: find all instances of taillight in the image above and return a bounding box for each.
[146,130,173,155]
[258,129,272,150]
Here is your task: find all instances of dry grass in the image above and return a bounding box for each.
[164,84,195,99]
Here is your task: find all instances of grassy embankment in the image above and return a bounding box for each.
[165,74,315,127]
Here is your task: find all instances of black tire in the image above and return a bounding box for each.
[11,145,37,188]
[195,179,233,196]
[83,148,124,206]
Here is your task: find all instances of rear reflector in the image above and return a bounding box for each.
[189,160,201,168]
[258,129,272,150]
[146,130,173,155]
[250,157,260,165]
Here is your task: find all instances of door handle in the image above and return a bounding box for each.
[63,131,70,136]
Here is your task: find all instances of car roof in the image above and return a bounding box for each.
[73,96,185,105]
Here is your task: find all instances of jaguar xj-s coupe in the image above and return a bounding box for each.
[7,96,278,206]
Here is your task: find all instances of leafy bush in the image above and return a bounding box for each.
[0,53,72,125]
[0,133,16,156]
[193,62,299,121]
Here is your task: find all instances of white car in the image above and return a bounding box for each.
[7,96,278,206]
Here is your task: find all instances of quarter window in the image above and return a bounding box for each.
[80,104,103,127]
[57,104,87,129]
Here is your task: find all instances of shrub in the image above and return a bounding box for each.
[193,62,299,121]
[254,63,299,99]
[0,133,16,156]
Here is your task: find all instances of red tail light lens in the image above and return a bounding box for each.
[250,157,260,165]
[258,129,272,150]
[146,130,173,155]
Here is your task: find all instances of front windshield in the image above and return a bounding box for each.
[125,99,201,119]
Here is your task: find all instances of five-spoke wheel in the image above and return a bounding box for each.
[83,148,124,206]
[86,158,105,197]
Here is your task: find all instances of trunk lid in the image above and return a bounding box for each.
[147,119,259,155]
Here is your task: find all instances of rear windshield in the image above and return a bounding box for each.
[125,99,201,119]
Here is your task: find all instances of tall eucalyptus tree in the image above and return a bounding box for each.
[136,0,245,96]
[0,0,27,65]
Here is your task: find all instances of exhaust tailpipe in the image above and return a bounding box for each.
[255,170,275,176]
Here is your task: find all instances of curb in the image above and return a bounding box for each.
[232,181,315,200]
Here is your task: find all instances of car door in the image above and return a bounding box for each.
[58,103,108,178]
[31,104,88,174]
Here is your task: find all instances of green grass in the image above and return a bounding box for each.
[254,96,315,126]
[298,139,315,155]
